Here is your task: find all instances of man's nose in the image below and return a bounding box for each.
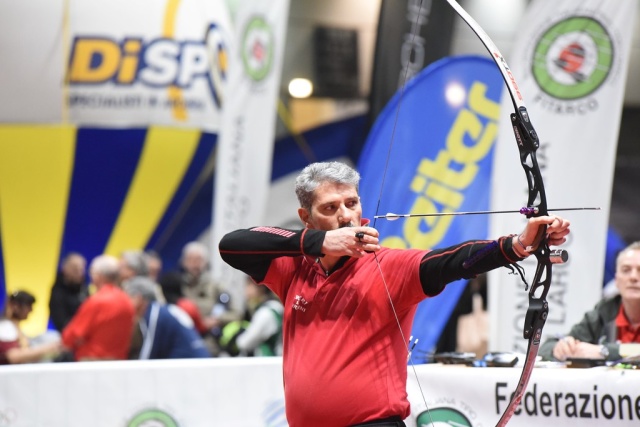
[338,205,352,221]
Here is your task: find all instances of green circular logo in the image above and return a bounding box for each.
[242,16,274,81]
[532,16,613,100]
[416,407,473,426]
[128,409,179,427]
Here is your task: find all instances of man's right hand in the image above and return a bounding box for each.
[322,227,381,258]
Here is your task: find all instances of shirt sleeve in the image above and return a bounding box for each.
[61,300,93,350]
[48,286,67,331]
[218,227,326,282]
[420,236,524,296]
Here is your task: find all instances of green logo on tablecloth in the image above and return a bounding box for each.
[128,409,179,427]
[416,407,473,426]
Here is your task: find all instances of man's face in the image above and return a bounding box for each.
[147,257,162,281]
[62,255,86,285]
[10,302,32,321]
[616,249,640,302]
[119,259,137,282]
[183,252,206,277]
[89,267,105,286]
[129,294,146,317]
[299,182,361,231]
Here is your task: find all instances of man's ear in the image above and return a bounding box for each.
[298,208,310,227]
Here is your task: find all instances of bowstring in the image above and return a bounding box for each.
[370,0,434,424]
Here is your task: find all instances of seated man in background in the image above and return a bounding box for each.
[1,291,61,364]
[49,252,88,332]
[540,241,640,362]
[124,276,210,359]
[62,255,135,361]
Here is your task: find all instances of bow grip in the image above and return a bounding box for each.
[523,296,548,340]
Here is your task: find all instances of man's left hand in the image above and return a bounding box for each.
[515,215,571,256]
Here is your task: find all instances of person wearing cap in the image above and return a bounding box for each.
[1,291,62,364]
[62,255,135,361]
[123,276,210,359]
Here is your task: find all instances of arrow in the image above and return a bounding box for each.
[375,207,600,221]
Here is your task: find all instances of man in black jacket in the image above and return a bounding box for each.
[48,252,88,331]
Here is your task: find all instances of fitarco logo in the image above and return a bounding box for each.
[242,16,274,81]
[531,16,613,100]
[127,408,179,427]
[416,407,473,426]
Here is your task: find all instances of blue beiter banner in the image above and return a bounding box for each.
[358,56,504,362]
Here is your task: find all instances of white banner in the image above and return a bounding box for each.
[407,364,640,426]
[211,0,290,307]
[488,0,636,352]
[0,0,231,131]
[2,359,638,426]
[0,358,287,427]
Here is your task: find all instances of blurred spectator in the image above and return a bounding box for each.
[123,276,210,359]
[1,291,61,364]
[540,241,640,362]
[119,249,165,303]
[145,250,163,282]
[180,242,218,314]
[119,250,149,281]
[221,280,283,357]
[162,242,240,355]
[62,255,135,361]
[119,249,165,359]
[160,273,217,336]
[49,252,88,331]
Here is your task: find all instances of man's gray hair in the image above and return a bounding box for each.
[121,250,149,276]
[123,276,158,302]
[295,162,360,211]
[616,241,640,267]
[90,255,120,283]
[182,241,209,259]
